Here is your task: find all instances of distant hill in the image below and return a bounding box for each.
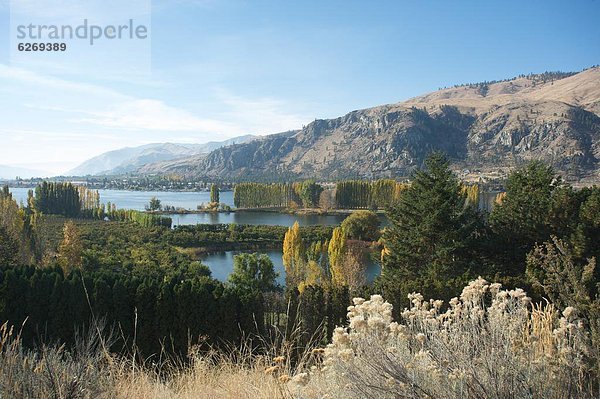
[0,164,48,179]
[66,135,256,176]
[137,67,600,182]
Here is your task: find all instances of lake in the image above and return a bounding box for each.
[8,187,235,210]
[200,249,382,285]
[7,187,354,227]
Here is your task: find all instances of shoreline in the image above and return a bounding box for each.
[151,208,387,216]
[4,185,234,194]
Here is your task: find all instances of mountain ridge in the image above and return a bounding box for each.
[66,135,256,176]
[137,67,600,182]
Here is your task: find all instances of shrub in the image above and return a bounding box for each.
[297,278,596,398]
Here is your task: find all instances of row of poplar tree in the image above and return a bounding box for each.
[27,182,171,227]
[233,181,324,208]
[233,179,445,210]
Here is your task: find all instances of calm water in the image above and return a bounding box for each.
[170,212,349,227]
[200,250,381,284]
[8,187,234,210]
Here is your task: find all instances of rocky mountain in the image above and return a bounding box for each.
[66,135,255,176]
[140,67,600,182]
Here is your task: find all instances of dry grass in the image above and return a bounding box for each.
[0,323,293,399]
[0,321,115,399]
[112,354,289,399]
[0,302,321,399]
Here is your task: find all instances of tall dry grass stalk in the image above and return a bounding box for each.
[0,320,115,398]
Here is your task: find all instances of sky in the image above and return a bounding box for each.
[0,0,599,175]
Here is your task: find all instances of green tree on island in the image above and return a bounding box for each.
[210,184,220,204]
[146,196,162,212]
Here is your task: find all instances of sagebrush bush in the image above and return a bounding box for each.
[296,278,597,398]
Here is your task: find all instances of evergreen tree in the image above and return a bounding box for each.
[489,161,560,275]
[381,152,482,309]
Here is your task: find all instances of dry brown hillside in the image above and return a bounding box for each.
[140,67,600,182]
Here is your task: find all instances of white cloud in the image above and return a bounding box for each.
[215,89,309,135]
[0,62,311,175]
[75,99,240,134]
[1,128,117,141]
[1,64,309,137]
[0,64,128,99]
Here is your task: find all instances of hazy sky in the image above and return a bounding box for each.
[0,0,599,175]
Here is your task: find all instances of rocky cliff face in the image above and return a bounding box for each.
[141,67,600,181]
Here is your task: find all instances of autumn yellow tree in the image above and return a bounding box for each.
[461,184,480,207]
[282,221,305,288]
[495,191,506,205]
[58,220,83,274]
[328,227,368,290]
[328,227,347,286]
[301,240,329,290]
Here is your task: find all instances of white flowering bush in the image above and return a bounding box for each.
[297,278,595,399]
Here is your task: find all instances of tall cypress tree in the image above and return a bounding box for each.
[210,184,220,204]
[282,221,305,288]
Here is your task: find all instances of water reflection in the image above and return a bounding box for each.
[170,211,351,227]
[200,250,381,285]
